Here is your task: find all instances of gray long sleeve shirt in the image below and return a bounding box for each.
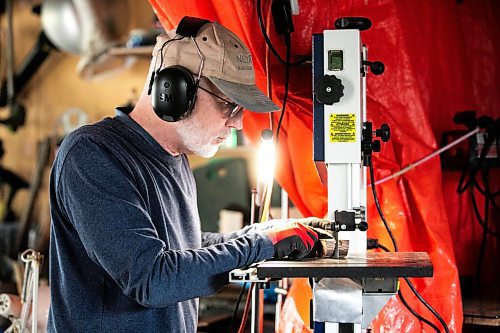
[47,108,274,332]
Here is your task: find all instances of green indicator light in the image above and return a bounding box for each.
[328,50,343,71]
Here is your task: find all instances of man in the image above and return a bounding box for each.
[48,17,328,332]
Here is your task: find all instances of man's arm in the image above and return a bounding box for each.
[201,217,332,246]
[201,226,254,246]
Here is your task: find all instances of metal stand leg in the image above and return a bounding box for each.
[251,285,264,333]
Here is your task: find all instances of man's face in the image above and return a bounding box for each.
[176,79,243,158]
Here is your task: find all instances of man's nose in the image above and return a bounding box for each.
[226,111,244,130]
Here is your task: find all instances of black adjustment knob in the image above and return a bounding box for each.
[314,75,344,105]
[373,140,381,152]
[376,123,391,142]
[363,60,385,75]
[334,17,372,31]
[357,221,368,231]
[371,61,385,75]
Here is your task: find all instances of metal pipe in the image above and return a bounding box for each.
[373,127,480,186]
[32,260,39,333]
[251,189,257,225]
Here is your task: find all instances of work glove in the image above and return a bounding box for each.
[263,221,319,259]
[254,217,333,240]
[294,217,332,231]
[296,218,352,257]
[307,227,335,258]
[253,217,332,232]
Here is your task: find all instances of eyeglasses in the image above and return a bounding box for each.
[198,85,243,118]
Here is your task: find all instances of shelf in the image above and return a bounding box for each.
[108,46,153,57]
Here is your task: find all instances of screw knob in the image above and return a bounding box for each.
[357,221,368,231]
[376,123,391,142]
[314,75,344,105]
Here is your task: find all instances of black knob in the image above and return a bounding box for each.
[357,221,368,231]
[363,60,385,75]
[376,123,391,142]
[453,110,477,129]
[371,61,385,75]
[334,17,372,31]
[373,140,381,152]
[314,75,344,105]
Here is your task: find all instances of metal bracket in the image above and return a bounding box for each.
[229,264,270,284]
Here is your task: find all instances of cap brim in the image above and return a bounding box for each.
[207,77,280,112]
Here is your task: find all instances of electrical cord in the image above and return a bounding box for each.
[402,276,449,333]
[256,0,308,66]
[461,164,500,223]
[376,243,390,253]
[478,128,499,210]
[368,155,450,333]
[398,283,441,333]
[456,126,499,283]
[230,282,247,333]
[377,244,441,332]
[275,34,291,144]
[470,181,499,238]
[465,169,500,198]
[399,284,441,332]
[371,241,439,332]
[237,283,254,333]
[471,178,500,212]
[368,156,398,252]
[475,144,495,283]
[255,0,292,143]
[457,125,500,216]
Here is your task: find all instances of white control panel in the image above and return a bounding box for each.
[322,30,363,164]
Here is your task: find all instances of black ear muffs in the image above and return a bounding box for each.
[151,66,197,122]
[149,16,211,122]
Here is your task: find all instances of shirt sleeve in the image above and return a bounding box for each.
[55,137,274,308]
[202,219,287,246]
[201,226,255,246]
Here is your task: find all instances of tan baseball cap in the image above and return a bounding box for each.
[160,21,279,112]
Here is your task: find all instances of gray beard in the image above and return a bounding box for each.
[176,116,219,158]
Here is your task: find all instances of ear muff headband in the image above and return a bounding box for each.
[148,17,211,122]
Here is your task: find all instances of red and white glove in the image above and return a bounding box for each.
[294,217,332,231]
[254,217,332,233]
[263,221,319,259]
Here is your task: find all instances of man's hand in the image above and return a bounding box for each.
[263,222,319,259]
[294,217,332,231]
[254,217,332,232]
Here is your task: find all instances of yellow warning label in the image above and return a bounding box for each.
[329,113,356,142]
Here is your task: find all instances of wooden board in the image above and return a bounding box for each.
[257,252,433,279]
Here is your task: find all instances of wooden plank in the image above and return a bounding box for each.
[108,46,153,57]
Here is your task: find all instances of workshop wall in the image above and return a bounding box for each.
[0,1,154,248]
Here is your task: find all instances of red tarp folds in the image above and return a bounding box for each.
[148,1,500,332]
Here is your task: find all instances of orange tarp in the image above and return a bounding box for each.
[148,0,500,332]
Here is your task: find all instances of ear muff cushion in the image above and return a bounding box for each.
[151,66,197,122]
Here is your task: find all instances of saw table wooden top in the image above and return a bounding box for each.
[257,252,433,279]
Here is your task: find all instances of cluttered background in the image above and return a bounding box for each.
[0,0,498,332]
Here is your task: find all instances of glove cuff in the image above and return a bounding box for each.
[263,230,278,244]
